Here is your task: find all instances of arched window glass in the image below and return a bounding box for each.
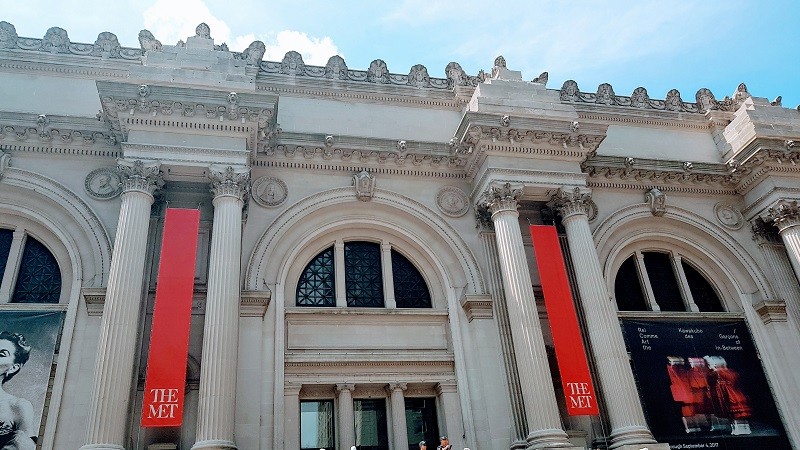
[681,260,724,312]
[296,246,336,307]
[0,229,13,280]
[344,242,384,307]
[642,252,684,312]
[392,250,431,308]
[614,256,648,311]
[12,236,61,303]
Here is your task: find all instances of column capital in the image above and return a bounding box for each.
[766,199,800,232]
[751,217,782,244]
[477,182,522,217]
[284,383,303,396]
[117,159,163,196]
[435,381,458,395]
[209,165,250,201]
[547,186,596,221]
[335,383,355,393]
[386,382,407,394]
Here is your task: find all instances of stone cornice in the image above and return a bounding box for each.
[582,155,737,192]
[0,113,120,156]
[574,108,713,130]
[253,159,467,179]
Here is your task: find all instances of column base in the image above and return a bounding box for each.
[79,445,125,450]
[526,428,583,449]
[191,439,237,450]
[612,445,670,450]
[608,425,660,449]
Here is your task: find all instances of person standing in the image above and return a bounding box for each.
[437,436,452,450]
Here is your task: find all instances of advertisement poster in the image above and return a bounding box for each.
[0,310,65,446]
[622,319,790,450]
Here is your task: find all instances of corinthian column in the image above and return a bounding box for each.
[387,383,409,450]
[767,199,800,285]
[549,187,664,450]
[82,160,162,450]
[336,383,356,450]
[477,183,578,450]
[193,166,249,450]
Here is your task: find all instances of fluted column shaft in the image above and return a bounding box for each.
[336,384,355,449]
[552,188,657,449]
[479,184,574,449]
[83,161,161,450]
[193,167,249,450]
[388,383,409,450]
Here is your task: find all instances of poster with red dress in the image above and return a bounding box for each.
[622,320,789,450]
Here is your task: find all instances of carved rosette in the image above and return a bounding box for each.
[478,183,522,217]
[116,160,163,196]
[547,187,597,221]
[210,166,250,201]
[767,199,800,232]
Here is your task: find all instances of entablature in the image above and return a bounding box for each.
[0,111,120,157]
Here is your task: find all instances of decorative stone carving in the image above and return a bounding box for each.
[771,96,782,107]
[664,89,684,111]
[630,87,649,108]
[210,166,250,200]
[718,83,750,112]
[683,161,693,172]
[531,71,548,85]
[714,203,743,230]
[645,187,666,217]
[324,135,334,147]
[325,55,348,80]
[240,41,265,65]
[547,187,597,221]
[281,51,306,75]
[766,199,800,232]
[0,21,19,49]
[436,186,470,217]
[0,152,11,181]
[195,23,211,39]
[560,80,579,102]
[478,183,522,216]
[596,83,615,105]
[500,115,510,127]
[407,64,430,87]
[251,176,287,207]
[445,61,467,88]
[138,29,162,52]
[138,84,150,98]
[570,121,580,133]
[92,32,120,58]
[352,170,375,201]
[754,300,788,324]
[85,167,123,200]
[460,294,493,321]
[494,55,507,68]
[785,140,795,151]
[117,160,163,196]
[41,27,70,53]
[695,88,717,112]
[751,217,781,243]
[396,140,407,151]
[367,59,389,83]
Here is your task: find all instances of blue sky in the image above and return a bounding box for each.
[4,0,799,107]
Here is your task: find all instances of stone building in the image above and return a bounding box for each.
[0,20,798,450]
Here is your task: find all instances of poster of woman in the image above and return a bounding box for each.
[0,311,65,449]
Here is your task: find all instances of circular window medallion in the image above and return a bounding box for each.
[436,186,470,217]
[252,176,288,207]
[714,203,743,230]
[85,167,122,200]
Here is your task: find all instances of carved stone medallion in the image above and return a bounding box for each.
[251,176,288,207]
[436,186,469,217]
[85,167,122,200]
[714,203,744,230]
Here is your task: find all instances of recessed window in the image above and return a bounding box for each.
[405,397,439,450]
[354,399,389,450]
[296,241,432,308]
[614,251,723,313]
[0,229,62,304]
[300,400,335,450]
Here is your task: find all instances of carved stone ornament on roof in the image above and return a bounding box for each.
[281,51,306,75]
[645,187,666,217]
[117,160,163,196]
[42,27,70,53]
[214,42,229,52]
[766,199,800,232]
[445,61,467,89]
[138,29,162,52]
[367,59,389,83]
[771,96,782,107]
[353,170,375,202]
[596,83,616,105]
[0,21,18,49]
[195,23,211,39]
[531,71,548,86]
[91,32,121,58]
[407,64,430,87]
[0,122,117,146]
[718,83,751,112]
[664,89,684,112]
[547,186,597,221]
[210,166,250,200]
[240,41,266,66]
[561,80,580,102]
[325,55,348,80]
[695,88,718,112]
[493,55,507,68]
[630,87,649,108]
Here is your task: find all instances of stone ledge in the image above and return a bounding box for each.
[82,287,106,317]
[240,289,271,317]
[460,294,493,321]
[754,299,788,324]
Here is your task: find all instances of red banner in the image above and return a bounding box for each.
[529,225,599,416]
[142,208,200,427]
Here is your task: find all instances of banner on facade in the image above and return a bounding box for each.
[142,208,200,427]
[529,225,599,416]
[621,319,791,450]
[0,310,65,444]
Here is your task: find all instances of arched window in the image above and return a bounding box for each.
[0,229,62,304]
[296,241,432,308]
[614,251,723,313]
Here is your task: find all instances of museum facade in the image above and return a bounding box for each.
[0,21,798,450]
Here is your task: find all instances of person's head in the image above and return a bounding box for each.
[418,440,427,449]
[440,436,449,446]
[0,331,30,382]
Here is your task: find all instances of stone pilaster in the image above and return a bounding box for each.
[193,166,249,450]
[387,383,409,450]
[476,183,578,450]
[82,160,162,450]
[283,384,302,450]
[549,187,665,450]
[751,219,794,325]
[435,382,465,450]
[336,383,355,450]
[767,200,800,286]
